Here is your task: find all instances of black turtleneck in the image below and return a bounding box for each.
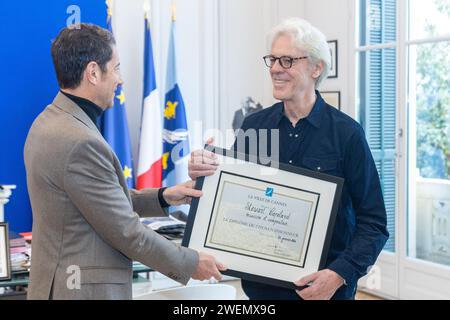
[60,90,104,130]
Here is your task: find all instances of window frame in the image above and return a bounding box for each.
[354,0,450,299]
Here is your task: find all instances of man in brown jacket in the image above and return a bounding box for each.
[24,24,225,300]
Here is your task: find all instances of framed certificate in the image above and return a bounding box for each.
[183,147,344,289]
[0,223,11,281]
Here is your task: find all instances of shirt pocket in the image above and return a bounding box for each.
[302,156,341,176]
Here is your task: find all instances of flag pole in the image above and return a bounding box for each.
[143,0,151,22]
[171,1,177,22]
[106,0,113,20]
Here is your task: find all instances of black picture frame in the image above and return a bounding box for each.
[183,146,343,290]
[0,223,11,281]
[327,40,338,78]
[321,91,341,110]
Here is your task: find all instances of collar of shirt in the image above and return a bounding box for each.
[274,90,327,129]
[60,90,104,130]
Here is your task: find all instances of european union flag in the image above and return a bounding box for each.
[99,2,135,189]
[162,16,190,188]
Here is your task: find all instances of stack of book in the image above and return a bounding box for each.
[9,231,31,272]
[141,216,185,240]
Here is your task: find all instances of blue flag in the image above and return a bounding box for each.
[162,18,190,188]
[99,3,135,189]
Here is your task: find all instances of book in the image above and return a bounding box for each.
[9,231,26,247]
[19,232,32,242]
[141,216,185,231]
[10,246,29,254]
[141,216,185,240]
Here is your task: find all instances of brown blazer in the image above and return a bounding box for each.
[24,92,198,299]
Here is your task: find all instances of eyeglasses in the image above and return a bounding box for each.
[263,55,309,69]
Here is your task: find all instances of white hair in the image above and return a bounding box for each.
[267,18,331,89]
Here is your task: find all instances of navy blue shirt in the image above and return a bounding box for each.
[233,91,388,300]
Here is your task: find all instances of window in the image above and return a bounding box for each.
[357,0,450,299]
[407,0,450,267]
[357,0,397,252]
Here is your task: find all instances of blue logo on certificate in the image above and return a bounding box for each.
[265,187,274,197]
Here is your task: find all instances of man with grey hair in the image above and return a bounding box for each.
[189,18,388,299]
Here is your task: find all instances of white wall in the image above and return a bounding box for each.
[113,0,205,167]
[216,0,306,147]
[112,0,146,168]
[112,0,355,171]
[303,0,356,118]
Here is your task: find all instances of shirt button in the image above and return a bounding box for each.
[295,134,299,138]
[289,133,293,137]
[289,160,293,164]
[317,167,321,171]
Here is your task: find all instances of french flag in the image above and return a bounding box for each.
[137,10,162,189]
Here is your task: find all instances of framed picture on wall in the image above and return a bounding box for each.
[327,40,338,78]
[0,223,11,281]
[321,91,341,110]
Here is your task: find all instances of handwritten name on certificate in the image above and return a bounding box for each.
[205,172,319,267]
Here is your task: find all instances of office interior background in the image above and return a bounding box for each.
[0,0,449,300]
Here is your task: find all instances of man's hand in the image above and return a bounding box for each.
[163,180,203,206]
[192,251,227,281]
[188,137,219,180]
[294,269,344,300]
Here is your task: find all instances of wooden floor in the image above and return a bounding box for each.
[355,291,383,300]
